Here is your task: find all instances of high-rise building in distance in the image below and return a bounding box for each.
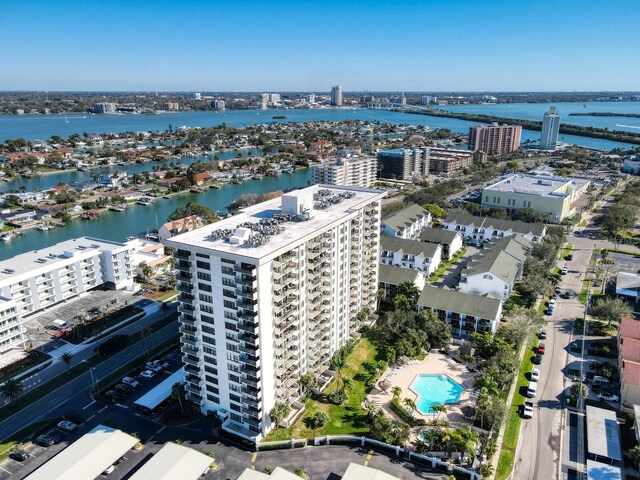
[193,92,202,100]
[93,102,116,114]
[211,100,226,110]
[468,123,522,155]
[166,185,384,441]
[313,157,377,188]
[330,85,342,106]
[540,107,560,150]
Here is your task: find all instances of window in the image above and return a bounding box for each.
[230,413,242,423]
[223,300,236,309]
[201,314,215,325]
[225,321,238,331]
[203,347,216,358]
[229,403,242,412]
[206,385,219,395]
[228,373,240,383]
[223,289,236,298]
[202,336,216,346]
[221,267,234,275]
[196,261,210,270]
[227,353,239,363]
[230,394,240,403]
[197,272,211,281]
[207,394,220,404]
[196,253,209,259]
[204,355,217,364]
[199,294,213,304]
[227,343,239,353]
[221,258,236,265]
[222,278,235,287]
[198,283,212,292]
[202,325,215,335]
[201,305,213,314]
[224,311,237,320]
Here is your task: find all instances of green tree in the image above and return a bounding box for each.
[627,445,640,470]
[269,402,291,427]
[300,373,317,392]
[0,378,24,406]
[403,397,417,413]
[590,297,632,325]
[396,281,420,304]
[391,386,402,399]
[429,403,447,421]
[167,202,219,223]
[422,203,446,219]
[61,352,74,374]
[376,288,387,310]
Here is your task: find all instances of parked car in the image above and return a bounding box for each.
[597,392,619,402]
[158,360,171,370]
[522,402,534,419]
[139,370,155,380]
[145,361,163,373]
[533,354,543,365]
[526,381,538,398]
[566,254,573,261]
[546,308,554,316]
[548,299,557,309]
[104,390,125,402]
[35,434,56,447]
[57,420,78,433]
[54,327,72,339]
[555,286,562,294]
[122,376,140,388]
[530,368,540,382]
[561,267,569,275]
[9,450,29,461]
[537,343,546,354]
[102,464,115,475]
[560,291,571,299]
[539,329,547,340]
[115,383,134,394]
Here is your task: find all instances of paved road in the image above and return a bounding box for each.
[0,321,178,442]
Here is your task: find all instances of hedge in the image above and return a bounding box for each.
[389,398,426,426]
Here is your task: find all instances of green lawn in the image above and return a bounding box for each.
[429,247,467,282]
[0,225,14,233]
[579,280,591,305]
[157,290,178,302]
[0,418,60,461]
[561,243,573,259]
[264,338,379,441]
[496,339,538,480]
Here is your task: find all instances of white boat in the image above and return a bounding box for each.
[0,233,13,242]
[36,223,50,231]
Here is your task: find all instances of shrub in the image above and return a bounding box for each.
[389,398,425,426]
[304,411,330,429]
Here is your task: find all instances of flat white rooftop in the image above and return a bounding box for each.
[24,424,138,480]
[0,236,127,280]
[586,405,622,461]
[167,185,385,262]
[128,442,212,480]
[134,368,184,410]
[484,174,589,197]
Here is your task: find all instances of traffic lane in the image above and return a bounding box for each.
[0,323,178,441]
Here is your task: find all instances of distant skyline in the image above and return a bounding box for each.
[0,0,638,91]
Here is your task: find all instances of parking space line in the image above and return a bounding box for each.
[86,415,96,422]
[363,450,373,466]
[250,452,257,463]
[98,406,109,413]
[115,404,128,409]
[0,465,12,474]
[82,400,96,410]
[156,426,166,434]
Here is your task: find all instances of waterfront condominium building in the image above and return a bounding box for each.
[0,237,135,353]
[93,102,117,114]
[166,185,385,440]
[313,157,377,188]
[468,123,522,155]
[330,85,343,106]
[540,107,561,150]
[377,148,429,180]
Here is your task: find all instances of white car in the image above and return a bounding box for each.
[523,402,534,419]
[102,464,115,475]
[548,299,556,309]
[561,267,568,275]
[145,361,163,373]
[57,420,78,433]
[122,376,140,388]
[139,370,155,380]
[530,368,540,382]
[598,392,619,402]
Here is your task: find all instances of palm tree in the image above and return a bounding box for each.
[396,281,420,303]
[475,374,500,396]
[269,402,290,427]
[171,382,185,412]
[61,352,73,374]
[478,463,494,480]
[0,378,24,406]
[403,397,417,413]
[300,373,317,393]
[429,403,447,422]
[331,351,347,394]
[391,386,402,400]
[376,288,386,310]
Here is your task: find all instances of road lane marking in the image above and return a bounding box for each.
[250,452,257,463]
[99,406,109,413]
[364,450,373,466]
[0,465,12,474]
[157,426,166,434]
[115,404,128,409]
[86,415,96,422]
[82,400,96,410]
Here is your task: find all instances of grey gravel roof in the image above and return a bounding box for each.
[444,212,546,237]
[381,236,440,259]
[378,264,422,286]
[419,227,461,246]
[381,204,431,233]
[418,286,502,320]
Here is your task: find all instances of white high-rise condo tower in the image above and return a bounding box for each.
[330,85,343,106]
[540,107,560,150]
[166,185,385,441]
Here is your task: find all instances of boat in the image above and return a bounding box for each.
[64,115,69,124]
[272,115,286,119]
[252,174,264,180]
[209,184,221,189]
[136,198,154,206]
[0,232,13,242]
[36,223,50,231]
[109,204,128,212]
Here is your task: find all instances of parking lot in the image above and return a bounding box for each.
[608,251,640,274]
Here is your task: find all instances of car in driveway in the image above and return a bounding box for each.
[57,420,78,433]
[530,368,540,382]
[9,450,29,461]
[533,354,543,365]
[522,402,534,419]
[115,383,134,394]
[548,299,557,309]
[145,361,163,373]
[102,464,116,475]
[139,370,155,380]
[566,254,573,261]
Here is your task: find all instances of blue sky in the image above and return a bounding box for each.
[0,0,638,91]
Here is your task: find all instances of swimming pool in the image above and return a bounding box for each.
[409,374,464,415]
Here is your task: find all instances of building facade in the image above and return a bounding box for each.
[166,186,384,440]
[0,297,22,353]
[312,157,377,188]
[381,204,432,239]
[380,236,442,276]
[619,317,640,408]
[377,148,429,180]
[481,173,590,223]
[424,147,474,175]
[442,212,546,244]
[330,85,343,106]
[540,107,561,150]
[468,123,522,155]
[93,103,117,114]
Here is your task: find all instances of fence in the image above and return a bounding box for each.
[258,435,480,480]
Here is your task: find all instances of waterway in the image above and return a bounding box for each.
[0,107,637,151]
[0,148,262,192]
[432,101,640,133]
[0,168,312,260]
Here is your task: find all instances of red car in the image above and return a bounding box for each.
[54,327,72,338]
[537,343,546,354]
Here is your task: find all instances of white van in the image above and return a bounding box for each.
[53,320,68,329]
[527,381,538,398]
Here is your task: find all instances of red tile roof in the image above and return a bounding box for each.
[623,360,640,387]
[620,317,640,339]
[621,337,640,364]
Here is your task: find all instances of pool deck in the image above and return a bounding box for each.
[367,352,477,425]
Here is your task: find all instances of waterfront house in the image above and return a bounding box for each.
[99,171,128,187]
[158,215,205,242]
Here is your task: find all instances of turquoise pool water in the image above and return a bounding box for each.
[410,374,464,415]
